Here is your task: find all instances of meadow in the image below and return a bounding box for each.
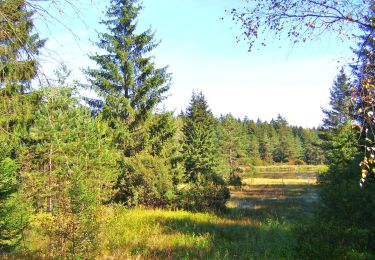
[7,165,373,259]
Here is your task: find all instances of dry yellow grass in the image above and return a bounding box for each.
[242,177,316,185]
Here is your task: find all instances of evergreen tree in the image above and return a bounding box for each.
[219,114,247,170]
[114,113,181,207]
[22,87,119,258]
[0,140,29,251]
[302,129,325,165]
[0,0,43,251]
[259,132,273,164]
[351,18,375,184]
[182,91,216,182]
[247,135,260,164]
[322,68,353,129]
[180,91,229,211]
[85,0,170,137]
[272,115,296,162]
[0,0,45,94]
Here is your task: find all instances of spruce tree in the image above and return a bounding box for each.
[182,91,217,183]
[85,0,170,132]
[322,68,353,129]
[259,132,273,164]
[0,0,43,251]
[0,0,45,94]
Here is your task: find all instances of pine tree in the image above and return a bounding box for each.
[0,0,45,94]
[271,115,296,162]
[182,91,217,183]
[180,92,229,211]
[0,141,29,251]
[85,0,170,135]
[22,87,119,257]
[219,114,247,171]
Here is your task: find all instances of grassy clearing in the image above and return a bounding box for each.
[97,206,297,259]
[11,167,373,259]
[94,171,319,259]
[246,164,328,175]
[242,177,316,185]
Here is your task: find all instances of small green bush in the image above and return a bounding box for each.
[177,179,230,212]
[114,153,176,207]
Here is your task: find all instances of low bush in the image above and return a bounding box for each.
[114,153,176,208]
[177,180,230,212]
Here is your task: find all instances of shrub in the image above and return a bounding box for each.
[287,159,306,165]
[114,153,176,208]
[177,177,230,212]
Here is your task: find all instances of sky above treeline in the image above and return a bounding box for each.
[34,0,355,128]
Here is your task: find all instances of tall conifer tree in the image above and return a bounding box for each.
[182,91,216,182]
[0,0,45,94]
[322,69,353,129]
[85,0,170,130]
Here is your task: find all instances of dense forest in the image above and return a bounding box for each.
[1,0,375,258]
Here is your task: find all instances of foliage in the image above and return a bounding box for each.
[322,68,353,128]
[0,154,29,251]
[0,0,45,93]
[231,0,375,184]
[231,0,372,51]
[182,91,217,182]
[318,67,375,255]
[114,153,176,208]
[85,0,170,134]
[20,86,119,258]
[0,1,42,245]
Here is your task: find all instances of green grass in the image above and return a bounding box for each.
[7,167,374,259]
[253,164,328,174]
[241,164,328,178]
[97,206,297,259]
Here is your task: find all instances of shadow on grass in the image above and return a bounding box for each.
[136,214,297,259]
[229,184,319,219]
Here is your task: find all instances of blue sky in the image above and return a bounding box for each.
[35,0,354,128]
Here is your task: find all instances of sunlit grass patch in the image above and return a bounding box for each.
[97,206,297,259]
[254,164,328,173]
[242,177,316,185]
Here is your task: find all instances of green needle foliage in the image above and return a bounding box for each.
[21,87,119,258]
[182,91,217,183]
[0,0,45,94]
[322,68,353,129]
[85,0,170,132]
[181,91,229,212]
[0,150,27,251]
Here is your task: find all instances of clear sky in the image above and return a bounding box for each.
[34,0,355,128]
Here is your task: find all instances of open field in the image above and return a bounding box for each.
[94,170,321,259]
[9,167,373,259]
[248,164,328,174]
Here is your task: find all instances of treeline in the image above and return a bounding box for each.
[214,113,324,169]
